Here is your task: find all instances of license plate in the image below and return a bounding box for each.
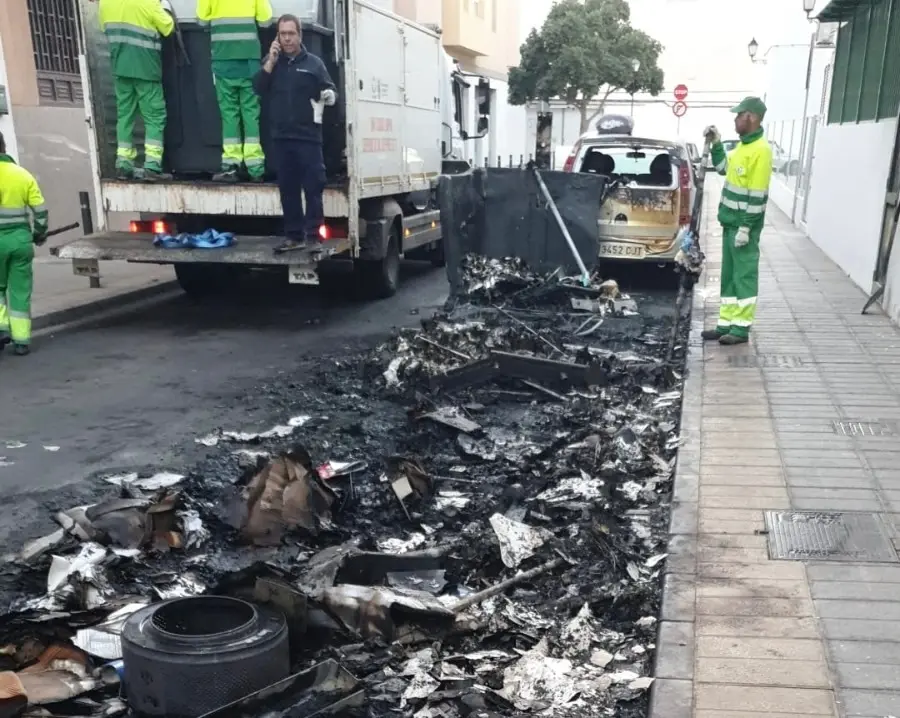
[288,265,319,285]
[598,242,645,259]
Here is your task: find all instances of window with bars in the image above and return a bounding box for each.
[827,0,900,124]
[27,0,82,106]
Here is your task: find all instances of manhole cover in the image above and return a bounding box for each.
[764,511,898,562]
[832,420,896,437]
[727,355,805,368]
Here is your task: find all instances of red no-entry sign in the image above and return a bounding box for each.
[672,101,688,117]
[674,84,689,101]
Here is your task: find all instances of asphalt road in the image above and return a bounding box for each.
[0,260,679,550]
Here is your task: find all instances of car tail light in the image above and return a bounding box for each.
[678,163,691,227]
[562,140,582,172]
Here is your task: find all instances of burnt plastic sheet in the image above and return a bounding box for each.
[439,168,607,297]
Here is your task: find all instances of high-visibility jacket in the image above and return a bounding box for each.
[0,155,48,237]
[99,0,174,82]
[710,128,773,229]
[197,0,274,63]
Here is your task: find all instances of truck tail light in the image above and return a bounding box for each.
[678,163,691,227]
[562,141,582,172]
[318,224,330,241]
[129,220,172,235]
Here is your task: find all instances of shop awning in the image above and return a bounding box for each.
[817,0,868,21]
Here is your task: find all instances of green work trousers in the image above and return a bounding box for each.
[0,228,34,345]
[215,76,265,178]
[717,224,762,339]
[114,77,166,173]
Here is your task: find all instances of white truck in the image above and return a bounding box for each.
[57,0,490,298]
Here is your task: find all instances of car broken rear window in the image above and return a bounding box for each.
[579,146,673,187]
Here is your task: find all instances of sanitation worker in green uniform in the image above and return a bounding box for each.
[99,0,175,180]
[198,0,274,182]
[702,97,774,345]
[0,131,48,355]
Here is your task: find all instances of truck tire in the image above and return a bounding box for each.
[430,238,446,268]
[174,263,235,299]
[358,226,401,299]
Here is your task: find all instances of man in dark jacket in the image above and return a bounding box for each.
[253,14,336,251]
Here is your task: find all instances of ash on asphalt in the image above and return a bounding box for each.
[0,258,686,718]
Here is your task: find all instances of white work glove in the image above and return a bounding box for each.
[320,88,337,107]
[734,227,750,248]
[703,125,720,145]
[160,0,174,13]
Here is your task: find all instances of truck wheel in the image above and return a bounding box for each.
[174,264,234,299]
[358,227,401,299]
[430,238,446,268]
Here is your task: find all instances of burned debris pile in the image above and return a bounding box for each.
[0,257,687,718]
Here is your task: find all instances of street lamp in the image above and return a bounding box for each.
[748,37,759,61]
[629,59,641,116]
[803,0,815,17]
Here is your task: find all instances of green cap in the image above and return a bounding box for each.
[730,96,767,120]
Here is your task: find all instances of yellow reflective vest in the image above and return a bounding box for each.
[99,0,174,81]
[710,128,773,228]
[0,155,48,237]
[197,0,274,62]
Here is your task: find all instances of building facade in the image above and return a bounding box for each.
[386,0,529,166]
[0,0,92,233]
[766,0,900,323]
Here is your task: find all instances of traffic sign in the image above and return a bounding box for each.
[672,101,687,117]
[674,84,688,101]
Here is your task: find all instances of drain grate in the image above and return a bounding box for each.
[727,354,806,368]
[765,511,898,562]
[832,420,897,437]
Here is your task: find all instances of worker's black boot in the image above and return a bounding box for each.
[13,344,29,356]
[701,329,726,341]
[719,334,748,346]
[0,335,9,352]
[142,168,173,182]
[212,169,239,183]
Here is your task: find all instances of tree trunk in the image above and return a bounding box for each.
[578,103,590,134]
[585,88,616,130]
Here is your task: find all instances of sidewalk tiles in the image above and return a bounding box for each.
[651,180,900,718]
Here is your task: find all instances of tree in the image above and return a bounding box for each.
[509,0,665,133]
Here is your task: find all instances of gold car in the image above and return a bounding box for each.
[563,134,697,263]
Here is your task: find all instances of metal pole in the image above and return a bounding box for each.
[792,30,816,224]
[531,167,591,286]
[79,191,100,288]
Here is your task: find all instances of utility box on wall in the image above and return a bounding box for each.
[0,86,8,115]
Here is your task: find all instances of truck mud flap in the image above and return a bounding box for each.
[437,167,608,297]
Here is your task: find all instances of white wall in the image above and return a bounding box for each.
[763,43,831,122]
[0,33,19,161]
[465,77,528,166]
[806,119,897,291]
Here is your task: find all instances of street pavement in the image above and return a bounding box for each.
[654,180,900,717]
[0,263,449,548]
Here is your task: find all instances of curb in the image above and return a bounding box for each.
[33,280,180,333]
[648,281,705,718]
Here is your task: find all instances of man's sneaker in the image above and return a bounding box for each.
[701,329,726,341]
[115,165,134,180]
[13,344,29,356]
[212,169,239,183]
[142,168,173,182]
[274,238,308,254]
[719,334,748,346]
[247,174,265,183]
